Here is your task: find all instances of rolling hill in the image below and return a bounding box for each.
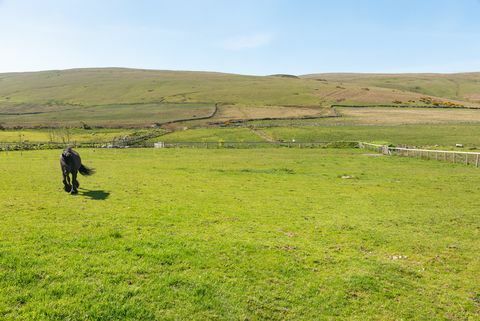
[0,68,478,128]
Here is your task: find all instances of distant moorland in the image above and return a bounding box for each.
[1,68,479,128]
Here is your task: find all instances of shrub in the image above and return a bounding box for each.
[81,122,92,130]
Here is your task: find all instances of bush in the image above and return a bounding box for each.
[81,122,92,130]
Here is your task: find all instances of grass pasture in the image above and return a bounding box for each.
[151,123,480,149]
[261,124,480,148]
[147,128,264,143]
[0,148,479,320]
[0,129,136,143]
[244,107,480,127]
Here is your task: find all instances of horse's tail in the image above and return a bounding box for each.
[79,164,95,176]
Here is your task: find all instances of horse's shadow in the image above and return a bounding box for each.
[79,189,110,200]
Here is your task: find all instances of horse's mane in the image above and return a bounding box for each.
[62,147,74,160]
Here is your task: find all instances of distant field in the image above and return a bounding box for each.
[0,129,138,143]
[154,124,480,149]
[1,148,478,320]
[0,103,215,128]
[334,107,480,125]
[262,124,480,148]
[244,107,480,127]
[212,105,329,122]
[3,122,480,150]
[150,128,264,143]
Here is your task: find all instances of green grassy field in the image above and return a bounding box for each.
[150,124,480,149]
[262,124,480,148]
[0,148,479,320]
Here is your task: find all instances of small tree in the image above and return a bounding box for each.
[60,127,72,144]
[48,129,54,143]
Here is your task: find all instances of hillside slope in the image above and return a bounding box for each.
[303,72,480,104]
[0,68,477,127]
[0,68,322,107]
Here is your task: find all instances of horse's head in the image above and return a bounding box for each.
[62,147,73,159]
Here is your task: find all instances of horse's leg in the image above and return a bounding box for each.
[62,171,69,192]
[65,171,72,192]
[70,170,78,194]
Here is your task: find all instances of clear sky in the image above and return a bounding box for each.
[1,0,479,75]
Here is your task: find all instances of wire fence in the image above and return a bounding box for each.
[359,142,480,167]
[0,140,358,151]
[157,141,357,149]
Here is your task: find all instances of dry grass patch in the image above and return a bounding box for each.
[213,105,328,121]
[464,93,480,102]
[337,107,480,125]
[328,86,470,106]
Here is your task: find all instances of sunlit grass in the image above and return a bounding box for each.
[0,148,478,320]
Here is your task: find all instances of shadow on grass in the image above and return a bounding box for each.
[79,189,110,200]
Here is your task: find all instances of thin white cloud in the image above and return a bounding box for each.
[223,33,273,51]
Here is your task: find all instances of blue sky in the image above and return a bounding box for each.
[1,0,479,75]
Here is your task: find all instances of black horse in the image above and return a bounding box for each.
[60,147,94,194]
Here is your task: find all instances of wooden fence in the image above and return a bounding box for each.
[360,142,480,167]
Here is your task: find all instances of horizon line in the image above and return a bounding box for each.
[1,66,480,77]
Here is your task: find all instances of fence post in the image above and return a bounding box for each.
[453,153,456,164]
[476,154,479,168]
[465,154,469,165]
